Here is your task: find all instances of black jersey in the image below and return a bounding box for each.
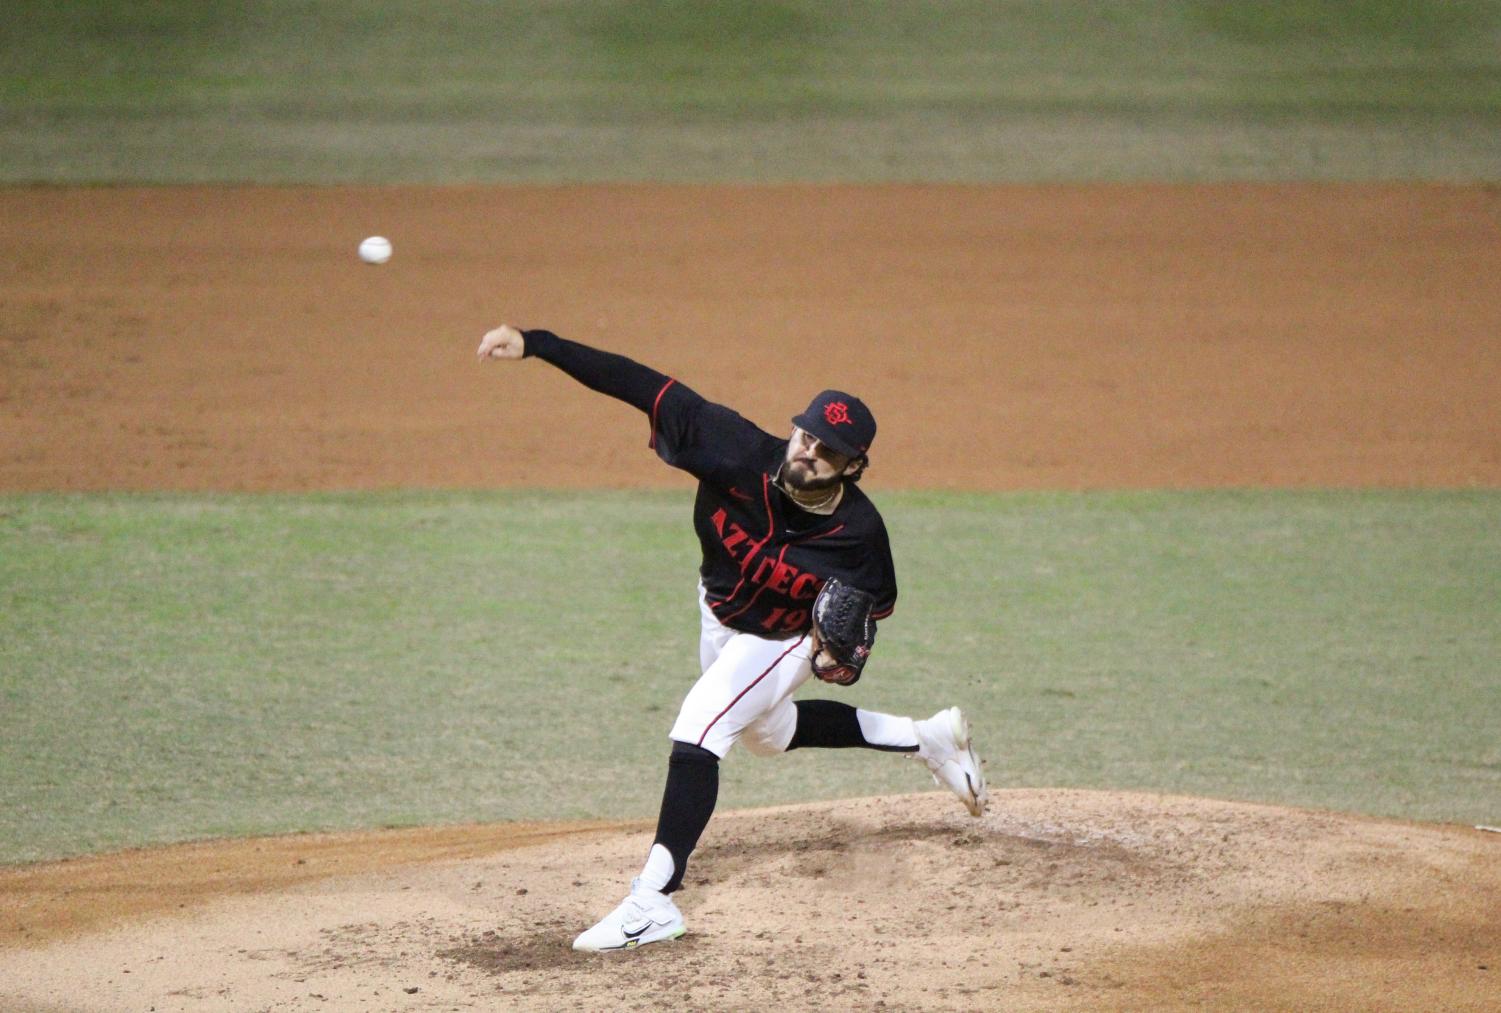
[524,330,897,636]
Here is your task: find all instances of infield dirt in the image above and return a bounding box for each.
[3,793,1498,1011]
[2,184,1499,1011]
[2,184,1498,490]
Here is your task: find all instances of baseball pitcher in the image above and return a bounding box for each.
[477,324,987,951]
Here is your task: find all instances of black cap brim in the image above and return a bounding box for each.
[791,412,862,458]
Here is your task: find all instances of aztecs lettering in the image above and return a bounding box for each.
[709,508,822,598]
[710,507,822,631]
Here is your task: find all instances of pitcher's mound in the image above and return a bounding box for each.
[2,790,1497,1011]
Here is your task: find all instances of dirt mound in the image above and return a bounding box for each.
[3,791,1496,1011]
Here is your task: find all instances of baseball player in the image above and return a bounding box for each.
[476,323,987,951]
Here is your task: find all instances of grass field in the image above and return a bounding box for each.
[4,0,1501,182]
[4,0,1499,877]
[3,489,1496,864]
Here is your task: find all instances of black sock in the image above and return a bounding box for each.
[652,740,720,894]
[786,699,918,752]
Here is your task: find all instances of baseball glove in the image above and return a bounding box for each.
[810,578,877,685]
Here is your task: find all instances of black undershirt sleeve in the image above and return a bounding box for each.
[522,329,669,413]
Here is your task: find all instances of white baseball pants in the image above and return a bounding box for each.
[669,583,816,758]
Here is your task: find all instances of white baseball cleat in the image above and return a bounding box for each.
[915,706,988,817]
[572,878,686,952]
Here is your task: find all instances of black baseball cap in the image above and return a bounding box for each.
[792,390,876,459]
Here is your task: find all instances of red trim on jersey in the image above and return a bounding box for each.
[717,544,789,624]
[647,378,677,450]
[708,584,739,610]
[872,605,894,620]
[740,475,775,570]
[709,475,775,611]
[696,635,808,749]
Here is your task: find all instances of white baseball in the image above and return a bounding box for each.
[358,236,392,264]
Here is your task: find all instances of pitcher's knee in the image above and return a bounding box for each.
[738,717,798,756]
[740,705,798,756]
[740,732,786,757]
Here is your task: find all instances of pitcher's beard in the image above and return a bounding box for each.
[781,460,841,494]
[780,459,840,492]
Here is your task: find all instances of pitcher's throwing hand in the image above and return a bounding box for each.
[477,324,525,360]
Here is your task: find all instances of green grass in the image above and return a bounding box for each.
[2,490,1497,864]
[2,0,1500,182]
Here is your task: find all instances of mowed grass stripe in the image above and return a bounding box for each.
[1,489,1497,864]
[2,0,1500,182]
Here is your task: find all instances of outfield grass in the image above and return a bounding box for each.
[3,0,1500,182]
[2,490,1497,864]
